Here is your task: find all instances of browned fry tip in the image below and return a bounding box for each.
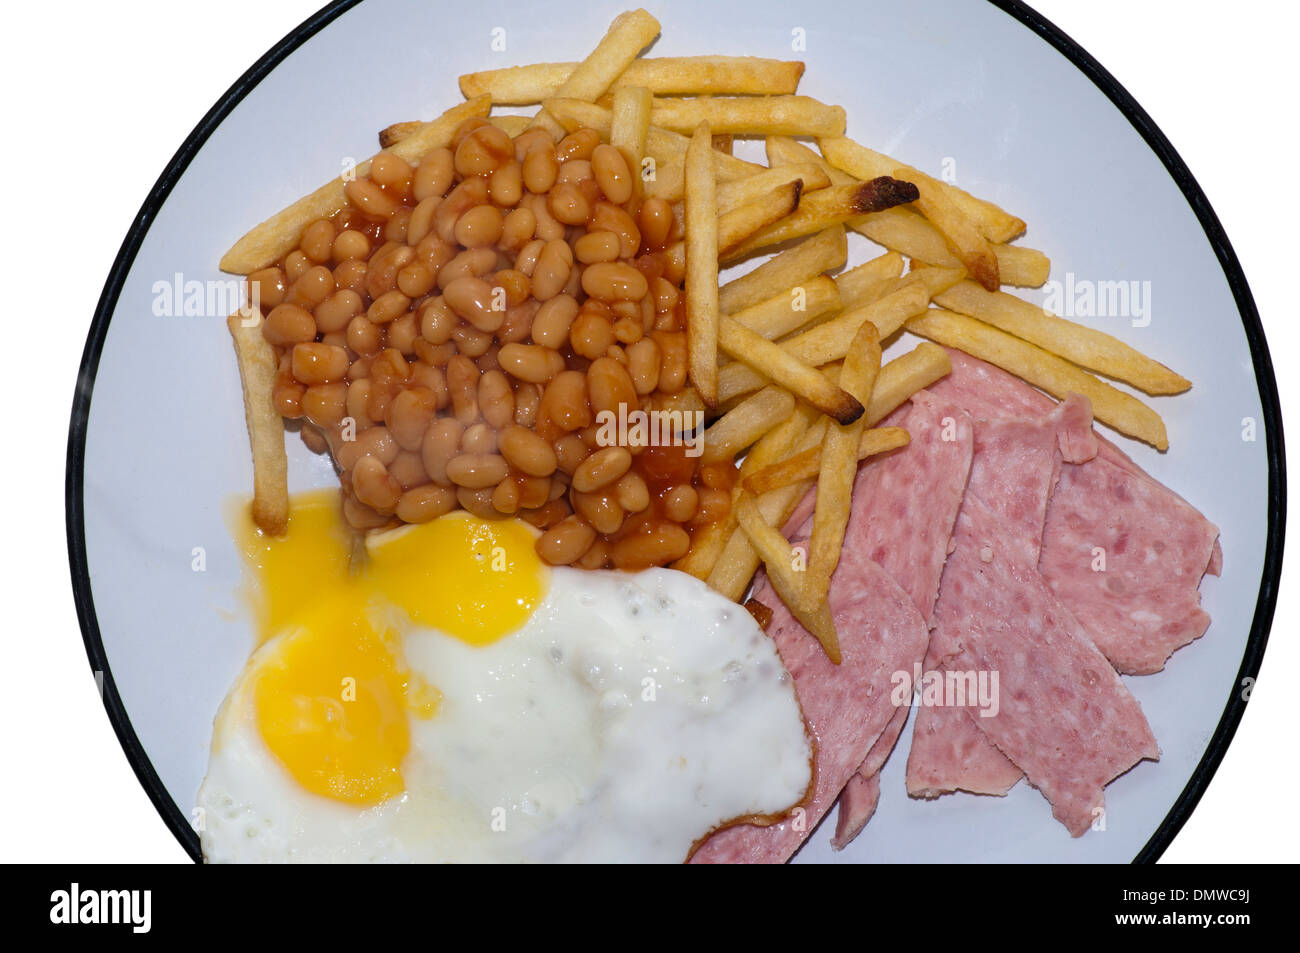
[744,598,775,630]
[855,176,920,214]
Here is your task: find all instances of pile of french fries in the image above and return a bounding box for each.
[221,9,1191,665]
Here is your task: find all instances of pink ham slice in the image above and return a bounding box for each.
[828,393,974,847]
[928,349,1221,672]
[906,395,1097,800]
[690,558,928,864]
[926,496,1160,836]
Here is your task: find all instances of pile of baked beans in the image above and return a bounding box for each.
[247,118,734,570]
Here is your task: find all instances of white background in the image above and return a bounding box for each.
[0,0,1293,863]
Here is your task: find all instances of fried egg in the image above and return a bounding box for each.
[198,494,810,862]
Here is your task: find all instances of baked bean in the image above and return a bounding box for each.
[573,230,621,264]
[497,299,538,344]
[491,477,521,514]
[248,267,287,311]
[517,473,551,509]
[569,309,616,360]
[652,330,688,392]
[396,483,457,523]
[590,202,640,258]
[454,124,512,177]
[363,290,407,325]
[513,127,555,161]
[522,145,558,194]
[555,128,601,164]
[637,197,673,250]
[263,303,316,347]
[525,192,566,241]
[312,289,361,334]
[571,489,624,535]
[345,177,399,218]
[581,261,648,302]
[478,370,515,429]
[451,322,493,357]
[418,297,457,344]
[369,153,414,197]
[585,356,637,417]
[625,337,660,394]
[488,159,523,207]
[413,338,456,368]
[661,484,698,522]
[498,342,565,384]
[386,387,437,450]
[291,343,349,385]
[299,218,336,264]
[284,250,311,282]
[288,265,335,309]
[553,433,587,474]
[547,182,590,226]
[536,515,597,565]
[590,144,633,204]
[396,261,436,298]
[611,523,691,570]
[444,354,480,424]
[342,492,390,530]
[421,418,464,484]
[575,539,610,570]
[460,422,498,454]
[612,316,643,345]
[498,425,557,476]
[454,203,504,248]
[365,244,415,299]
[531,294,578,348]
[413,147,455,201]
[443,275,505,332]
[613,471,650,513]
[456,486,501,519]
[492,269,531,308]
[301,382,347,429]
[406,196,440,247]
[383,207,412,243]
[513,382,541,428]
[336,425,399,470]
[272,376,304,417]
[500,207,536,251]
[556,159,593,185]
[408,362,448,409]
[539,370,592,432]
[352,456,402,513]
[437,246,497,289]
[435,176,490,244]
[519,498,570,530]
[300,424,328,454]
[387,312,418,355]
[445,452,508,489]
[692,486,732,526]
[389,449,429,490]
[346,378,372,423]
[572,446,631,493]
[513,237,546,276]
[333,258,369,295]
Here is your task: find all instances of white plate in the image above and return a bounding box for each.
[68,0,1282,863]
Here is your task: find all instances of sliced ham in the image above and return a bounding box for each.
[827,393,974,846]
[926,496,1160,836]
[905,395,1097,800]
[690,558,928,864]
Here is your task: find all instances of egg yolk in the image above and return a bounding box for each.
[233,492,547,806]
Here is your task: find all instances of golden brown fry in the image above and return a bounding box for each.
[610,84,653,167]
[226,313,288,535]
[723,179,919,262]
[488,114,531,137]
[888,264,966,299]
[671,514,734,580]
[734,494,841,663]
[808,321,881,598]
[700,386,797,464]
[834,251,905,310]
[716,163,829,215]
[728,274,841,340]
[649,95,846,137]
[665,179,802,273]
[933,280,1191,395]
[907,309,1169,450]
[718,227,847,314]
[377,120,423,148]
[460,56,806,103]
[743,426,910,495]
[220,96,491,274]
[898,165,999,291]
[685,122,720,408]
[529,8,661,137]
[716,283,930,403]
[717,317,863,423]
[818,136,1026,243]
[864,342,952,426]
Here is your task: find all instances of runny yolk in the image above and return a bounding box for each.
[232,491,546,807]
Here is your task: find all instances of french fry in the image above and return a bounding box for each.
[808,321,880,599]
[671,512,735,580]
[664,179,803,276]
[716,283,930,403]
[609,85,653,185]
[649,95,846,137]
[907,309,1169,450]
[739,403,820,478]
[488,114,531,137]
[898,165,999,291]
[718,227,846,314]
[529,8,661,138]
[864,341,951,425]
[701,386,797,464]
[933,280,1191,395]
[819,136,1025,243]
[460,56,806,103]
[734,494,841,663]
[712,133,735,155]
[743,426,911,495]
[886,264,965,299]
[723,179,919,262]
[220,96,491,274]
[226,314,288,535]
[378,120,423,148]
[728,274,841,340]
[717,317,863,423]
[716,163,829,215]
[834,251,904,310]
[685,122,720,408]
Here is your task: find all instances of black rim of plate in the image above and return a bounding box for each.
[65,0,1285,865]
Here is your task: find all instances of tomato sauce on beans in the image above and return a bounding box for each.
[252,120,723,569]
